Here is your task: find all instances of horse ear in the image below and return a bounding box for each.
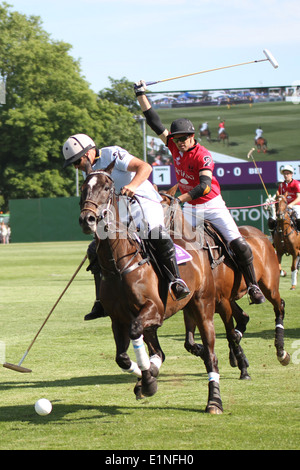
[105,158,116,174]
[84,159,93,175]
[166,184,179,197]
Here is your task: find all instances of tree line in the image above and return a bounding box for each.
[0,2,142,211]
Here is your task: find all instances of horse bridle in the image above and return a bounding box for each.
[80,170,149,277]
[276,195,296,239]
[80,170,115,223]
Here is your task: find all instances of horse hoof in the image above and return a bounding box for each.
[134,379,143,399]
[240,373,251,380]
[142,377,157,397]
[277,351,290,366]
[150,363,160,378]
[206,405,223,415]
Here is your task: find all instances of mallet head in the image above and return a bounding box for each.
[263,49,279,69]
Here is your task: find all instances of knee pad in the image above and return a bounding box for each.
[230,237,253,265]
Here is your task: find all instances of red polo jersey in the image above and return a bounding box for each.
[167,139,221,205]
[278,179,300,205]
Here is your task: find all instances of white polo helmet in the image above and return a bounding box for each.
[63,134,96,168]
[280,164,294,175]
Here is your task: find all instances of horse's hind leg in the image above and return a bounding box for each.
[218,301,251,380]
[274,299,290,365]
[259,282,290,366]
[232,301,250,337]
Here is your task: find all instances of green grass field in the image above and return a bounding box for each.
[155,101,300,162]
[0,241,299,450]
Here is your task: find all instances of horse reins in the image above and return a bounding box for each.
[81,171,149,277]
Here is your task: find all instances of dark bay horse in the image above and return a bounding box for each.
[79,162,223,414]
[199,128,211,142]
[160,185,290,377]
[273,194,300,290]
[255,137,268,153]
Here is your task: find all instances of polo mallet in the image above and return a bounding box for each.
[3,254,88,373]
[247,147,271,198]
[145,49,278,87]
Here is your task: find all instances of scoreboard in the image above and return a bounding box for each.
[150,160,300,188]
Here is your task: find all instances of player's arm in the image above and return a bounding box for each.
[135,80,169,145]
[288,192,300,208]
[120,156,152,198]
[178,170,212,203]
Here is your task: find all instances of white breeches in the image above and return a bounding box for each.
[118,196,165,233]
[183,195,241,243]
[292,205,300,218]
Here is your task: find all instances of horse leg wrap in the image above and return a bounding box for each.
[132,335,151,371]
[291,269,298,286]
[122,361,142,378]
[149,354,162,377]
[206,380,223,413]
[208,372,220,383]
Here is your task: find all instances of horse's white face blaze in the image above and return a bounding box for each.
[80,172,113,235]
[88,175,98,191]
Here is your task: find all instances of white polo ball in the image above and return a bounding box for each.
[34,398,52,416]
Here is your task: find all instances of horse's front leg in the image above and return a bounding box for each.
[143,326,165,378]
[112,320,142,378]
[290,254,298,290]
[276,250,286,278]
[130,315,158,399]
[188,299,223,414]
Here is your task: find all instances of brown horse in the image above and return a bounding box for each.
[218,131,229,145]
[199,128,211,142]
[256,137,267,153]
[160,185,290,376]
[273,194,300,290]
[79,162,223,414]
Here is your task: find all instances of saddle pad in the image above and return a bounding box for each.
[175,244,193,264]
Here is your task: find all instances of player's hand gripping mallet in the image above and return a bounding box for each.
[2,254,87,373]
[144,49,278,87]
